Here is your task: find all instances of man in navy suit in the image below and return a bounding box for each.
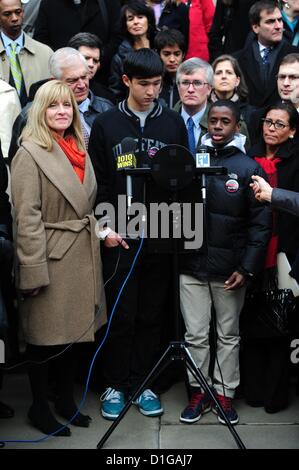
[234,0,297,108]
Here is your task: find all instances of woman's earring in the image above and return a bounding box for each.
[289,134,294,139]
[285,2,290,8]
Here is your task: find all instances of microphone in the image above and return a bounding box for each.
[196,148,210,204]
[116,137,138,214]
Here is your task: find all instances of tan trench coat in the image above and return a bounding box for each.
[0,33,53,99]
[11,140,106,346]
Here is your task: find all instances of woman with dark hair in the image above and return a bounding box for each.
[109,1,157,100]
[211,55,255,123]
[211,54,254,146]
[241,101,299,414]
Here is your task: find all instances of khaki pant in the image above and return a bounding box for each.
[180,274,246,398]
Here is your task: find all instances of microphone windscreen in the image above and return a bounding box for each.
[116,138,137,170]
[121,137,138,153]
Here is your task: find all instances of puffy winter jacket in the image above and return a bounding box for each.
[180,143,272,281]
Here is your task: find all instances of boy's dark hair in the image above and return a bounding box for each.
[208,100,241,123]
[67,32,103,55]
[123,48,164,79]
[249,0,279,26]
[154,28,186,55]
[120,0,156,46]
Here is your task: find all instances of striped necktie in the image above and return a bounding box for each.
[10,42,23,95]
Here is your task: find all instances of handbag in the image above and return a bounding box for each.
[245,280,296,337]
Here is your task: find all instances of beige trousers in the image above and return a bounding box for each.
[180,274,246,398]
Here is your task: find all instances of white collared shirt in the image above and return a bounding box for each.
[1,31,24,58]
[258,41,272,60]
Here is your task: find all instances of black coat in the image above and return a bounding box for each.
[249,139,299,257]
[34,0,121,75]
[180,144,272,282]
[208,0,256,62]
[159,72,180,109]
[88,99,188,208]
[272,188,299,217]
[0,147,11,237]
[158,3,189,50]
[108,40,133,100]
[0,143,12,334]
[234,38,298,108]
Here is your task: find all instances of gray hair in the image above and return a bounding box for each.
[49,47,89,79]
[176,57,214,86]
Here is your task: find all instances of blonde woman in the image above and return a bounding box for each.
[11,80,106,436]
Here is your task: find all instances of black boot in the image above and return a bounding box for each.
[28,403,71,436]
[27,345,71,437]
[0,401,14,419]
[55,346,91,428]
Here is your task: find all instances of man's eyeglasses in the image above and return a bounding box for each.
[262,118,289,130]
[178,80,209,89]
[277,74,299,82]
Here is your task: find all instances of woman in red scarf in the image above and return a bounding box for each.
[241,102,299,414]
[11,80,106,437]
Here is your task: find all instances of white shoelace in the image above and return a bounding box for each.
[139,389,157,401]
[100,387,122,403]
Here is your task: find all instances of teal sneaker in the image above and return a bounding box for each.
[100,388,125,420]
[134,389,163,417]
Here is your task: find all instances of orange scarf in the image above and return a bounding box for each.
[56,135,86,183]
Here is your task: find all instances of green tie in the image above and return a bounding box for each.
[10,43,23,95]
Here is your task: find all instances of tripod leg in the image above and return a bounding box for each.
[97,344,173,449]
[184,347,246,450]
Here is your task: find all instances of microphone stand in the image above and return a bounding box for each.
[96,161,246,450]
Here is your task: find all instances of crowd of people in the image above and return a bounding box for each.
[0,0,299,442]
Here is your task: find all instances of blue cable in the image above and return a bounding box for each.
[0,231,145,445]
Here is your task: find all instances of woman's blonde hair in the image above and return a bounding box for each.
[21,80,85,152]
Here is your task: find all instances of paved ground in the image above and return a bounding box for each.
[0,371,299,450]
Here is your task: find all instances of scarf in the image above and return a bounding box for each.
[56,135,86,184]
[255,155,281,269]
